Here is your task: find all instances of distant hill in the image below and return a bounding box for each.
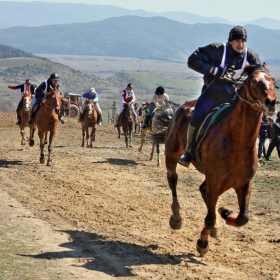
[0,17,280,64]
[1,2,280,30]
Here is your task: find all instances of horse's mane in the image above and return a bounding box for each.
[243,64,264,76]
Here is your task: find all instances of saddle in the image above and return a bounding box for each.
[191,103,233,170]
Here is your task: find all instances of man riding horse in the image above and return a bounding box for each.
[28,73,66,125]
[178,25,261,167]
[77,87,102,125]
[7,79,36,125]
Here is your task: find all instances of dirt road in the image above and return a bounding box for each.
[0,112,279,280]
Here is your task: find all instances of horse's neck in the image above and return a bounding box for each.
[226,93,262,144]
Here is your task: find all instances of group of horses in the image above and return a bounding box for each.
[17,64,278,256]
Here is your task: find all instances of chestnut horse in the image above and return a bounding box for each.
[164,64,278,255]
[81,100,98,148]
[117,103,134,148]
[19,91,32,145]
[29,86,62,166]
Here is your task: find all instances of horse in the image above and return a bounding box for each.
[19,91,32,145]
[28,86,62,166]
[138,101,179,166]
[81,100,98,148]
[162,64,278,256]
[117,103,134,148]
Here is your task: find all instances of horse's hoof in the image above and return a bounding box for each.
[46,160,52,166]
[40,157,45,164]
[210,227,220,238]
[169,216,182,230]
[196,239,209,256]
[129,145,132,148]
[29,140,35,147]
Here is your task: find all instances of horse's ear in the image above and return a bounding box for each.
[262,62,270,72]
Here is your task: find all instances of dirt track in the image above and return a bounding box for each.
[0,112,280,280]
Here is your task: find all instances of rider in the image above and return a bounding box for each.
[77,87,102,125]
[27,73,66,125]
[7,79,36,125]
[142,86,169,129]
[115,83,137,127]
[178,25,261,167]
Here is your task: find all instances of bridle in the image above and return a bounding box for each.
[43,91,61,113]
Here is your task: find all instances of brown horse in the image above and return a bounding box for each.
[19,91,32,145]
[117,103,134,148]
[164,64,278,255]
[81,100,98,148]
[29,86,62,166]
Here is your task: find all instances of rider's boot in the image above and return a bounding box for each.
[142,115,151,129]
[97,114,102,126]
[178,124,196,167]
[77,112,84,123]
[59,111,67,124]
[114,115,120,127]
[27,106,36,125]
[16,109,21,125]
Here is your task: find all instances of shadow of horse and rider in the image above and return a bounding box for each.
[18,229,204,277]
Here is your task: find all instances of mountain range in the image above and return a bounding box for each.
[0,2,280,30]
[0,16,280,64]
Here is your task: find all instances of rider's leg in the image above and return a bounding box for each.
[142,103,155,129]
[16,98,23,125]
[27,98,38,125]
[77,104,85,123]
[94,102,102,126]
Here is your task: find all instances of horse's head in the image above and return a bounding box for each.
[46,86,61,113]
[22,91,32,111]
[238,63,278,116]
[123,103,134,121]
[85,99,94,118]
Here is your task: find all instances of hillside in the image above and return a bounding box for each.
[1,17,280,63]
[1,2,280,30]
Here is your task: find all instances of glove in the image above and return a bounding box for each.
[212,66,228,78]
[8,85,17,89]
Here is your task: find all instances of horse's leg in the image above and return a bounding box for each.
[86,126,90,147]
[117,125,121,139]
[150,142,155,161]
[81,126,85,147]
[89,125,96,148]
[29,127,36,147]
[129,125,133,147]
[38,130,45,164]
[197,184,219,256]
[138,129,148,152]
[219,182,251,227]
[46,130,56,166]
[44,132,48,144]
[20,124,26,145]
[156,144,161,167]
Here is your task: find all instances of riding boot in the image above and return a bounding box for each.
[97,114,102,126]
[178,124,196,167]
[114,115,120,128]
[142,115,151,129]
[27,106,36,125]
[59,111,67,124]
[77,112,84,123]
[16,108,21,125]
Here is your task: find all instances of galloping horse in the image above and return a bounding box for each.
[29,86,62,166]
[19,91,32,145]
[138,101,179,166]
[81,100,98,148]
[164,64,278,255]
[117,103,134,148]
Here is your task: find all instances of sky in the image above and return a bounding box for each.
[2,0,280,22]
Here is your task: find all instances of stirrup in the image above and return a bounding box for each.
[60,117,67,124]
[177,153,192,167]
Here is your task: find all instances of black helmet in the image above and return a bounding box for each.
[155,86,165,95]
[49,73,59,79]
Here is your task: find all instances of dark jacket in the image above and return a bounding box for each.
[35,78,60,102]
[188,43,261,94]
[267,123,280,140]
[13,83,36,95]
[259,114,268,138]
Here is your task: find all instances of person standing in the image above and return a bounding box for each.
[258,113,268,159]
[265,118,280,160]
[7,79,36,125]
[178,25,261,167]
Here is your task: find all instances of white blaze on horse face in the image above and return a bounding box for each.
[259,72,272,91]
[25,97,30,110]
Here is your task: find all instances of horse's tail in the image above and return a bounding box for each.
[147,101,180,144]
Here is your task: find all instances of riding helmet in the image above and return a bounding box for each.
[155,86,165,95]
[49,73,60,80]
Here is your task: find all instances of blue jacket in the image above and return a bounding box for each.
[82,91,98,104]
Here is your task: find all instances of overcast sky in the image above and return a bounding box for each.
[3,0,280,21]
